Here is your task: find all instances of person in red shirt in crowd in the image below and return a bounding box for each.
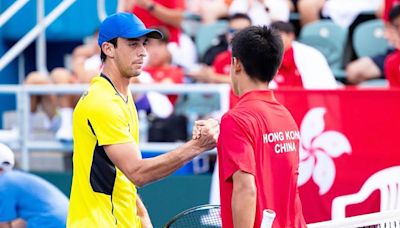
[270,21,337,89]
[24,32,101,142]
[216,26,306,227]
[272,22,303,88]
[385,5,400,87]
[118,0,185,43]
[119,1,199,74]
[142,27,184,105]
[346,0,400,85]
[383,0,400,22]
[188,13,251,108]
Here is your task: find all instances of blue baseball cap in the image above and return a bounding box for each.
[98,12,163,46]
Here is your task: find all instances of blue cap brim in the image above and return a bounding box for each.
[121,28,163,40]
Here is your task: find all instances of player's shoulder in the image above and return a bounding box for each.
[221,108,250,127]
[83,77,120,103]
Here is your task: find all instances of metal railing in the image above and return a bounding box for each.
[0,0,76,72]
[0,83,230,170]
[0,0,29,27]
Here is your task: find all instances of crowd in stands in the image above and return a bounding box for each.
[17,0,400,142]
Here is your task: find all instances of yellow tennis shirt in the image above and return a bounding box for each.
[67,75,141,227]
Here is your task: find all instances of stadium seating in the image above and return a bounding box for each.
[195,20,228,59]
[353,19,391,58]
[358,79,389,88]
[181,12,202,38]
[298,20,348,79]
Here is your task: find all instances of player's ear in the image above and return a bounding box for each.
[101,41,116,59]
[232,57,242,73]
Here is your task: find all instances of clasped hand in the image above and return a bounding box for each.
[192,118,220,150]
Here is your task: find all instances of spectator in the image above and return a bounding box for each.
[119,0,185,42]
[142,27,184,105]
[384,5,400,87]
[298,0,381,27]
[0,143,69,228]
[228,0,270,26]
[228,0,292,25]
[188,13,252,108]
[129,27,179,119]
[186,0,228,24]
[24,68,71,141]
[24,32,101,142]
[119,0,198,71]
[383,0,400,22]
[297,0,324,26]
[270,21,337,89]
[130,72,174,119]
[346,0,400,85]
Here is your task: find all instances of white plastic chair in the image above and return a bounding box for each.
[332,166,400,219]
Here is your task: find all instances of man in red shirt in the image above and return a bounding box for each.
[384,5,400,87]
[270,21,337,89]
[383,0,400,22]
[143,27,184,104]
[346,0,400,84]
[271,22,303,88]
[118,0,185,43]
[217,26,307,227]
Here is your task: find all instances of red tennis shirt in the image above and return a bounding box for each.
[217,90,307,228]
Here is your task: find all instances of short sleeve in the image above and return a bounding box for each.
[0,188,17,222]
[89,101,134,146]
[218,114,256,181]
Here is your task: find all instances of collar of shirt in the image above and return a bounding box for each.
[235,90,277,107]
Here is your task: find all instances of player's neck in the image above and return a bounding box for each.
[238,75,268,96]
[102,67,130,97]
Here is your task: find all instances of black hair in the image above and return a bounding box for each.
[389,4,400,23]
[150,26,170,43]
[231,26,283,83]
[228,13,252,24]
[270,21,295,34]
[100,38,118,62]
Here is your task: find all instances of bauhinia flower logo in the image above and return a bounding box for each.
[298,107,352,195]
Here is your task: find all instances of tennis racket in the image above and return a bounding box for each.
[164,204,221,228]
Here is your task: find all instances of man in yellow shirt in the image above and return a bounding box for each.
[67,12,219,227]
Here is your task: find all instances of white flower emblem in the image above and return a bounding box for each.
[298,107,352,195]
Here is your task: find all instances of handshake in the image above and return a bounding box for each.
[191,118,220,151]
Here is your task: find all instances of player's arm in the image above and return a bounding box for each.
[136,196,152,228]
[104,119,218,187]
[139,0,184,28]
[117,0,135,12]
[105,140,210,187]
[231,170,257,228]
[118,0,184,28]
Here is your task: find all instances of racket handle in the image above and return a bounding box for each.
[260,209,276,228]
